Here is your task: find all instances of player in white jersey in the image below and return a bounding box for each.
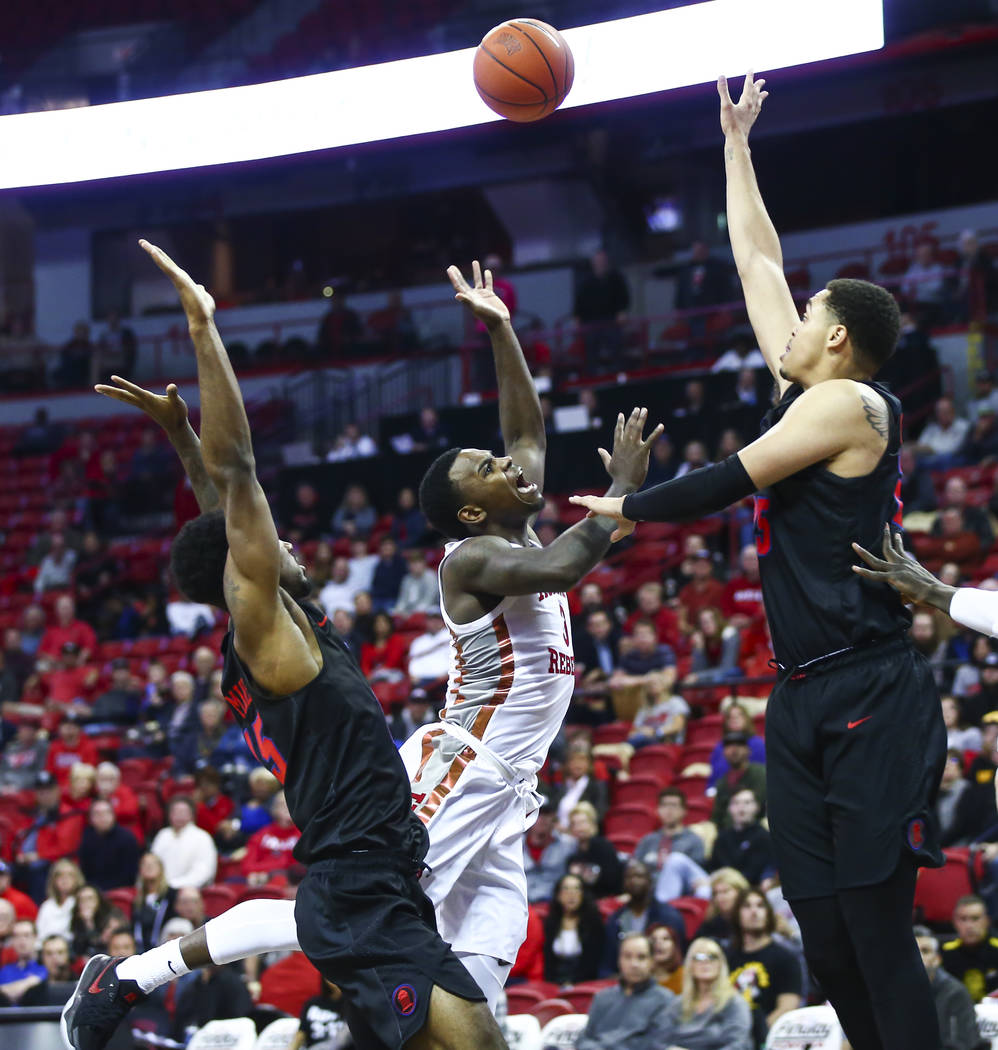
[62,258,660,1049]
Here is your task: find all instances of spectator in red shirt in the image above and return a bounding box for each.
[94,762,142,842]
[193,766,234,837]
[40,643,97,718]
[678,550,726,635]
[240,792,300,886]
[15,771,85,900]
[623,581,681,649]
[62,762,96,814]
[36,596,96,669]
[0,862,38,921]
[360,612,407,682]
[721,544,765,631]
[509,906,545,983]
[45,716,99,786]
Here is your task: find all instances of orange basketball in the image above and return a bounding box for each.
[473,18,575,123]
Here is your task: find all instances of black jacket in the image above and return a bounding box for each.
[78,824,140,890]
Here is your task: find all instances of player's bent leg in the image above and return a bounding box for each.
[61,899,300,1050]
[454,953,508,1015]
[405,984,508,1050]
[791,895,883,1050]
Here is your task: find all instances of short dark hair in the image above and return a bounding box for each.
[659,787,686,807]
[170,510,228,610]
[419,448,470,539]
[824,279,901,374]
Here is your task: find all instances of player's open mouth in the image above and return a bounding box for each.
[514,471,537,495]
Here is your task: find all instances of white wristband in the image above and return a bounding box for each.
[949,587,998,639]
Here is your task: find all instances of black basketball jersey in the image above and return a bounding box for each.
[754,381,911,669]
[220,600,426,865]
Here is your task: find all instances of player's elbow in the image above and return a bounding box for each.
[206,455,256,489]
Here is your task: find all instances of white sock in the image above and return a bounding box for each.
[116,939,189,994]
[115,898,299,994]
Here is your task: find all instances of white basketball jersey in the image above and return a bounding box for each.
[436,536,575,771]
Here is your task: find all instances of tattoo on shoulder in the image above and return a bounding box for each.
[860,393,888,440]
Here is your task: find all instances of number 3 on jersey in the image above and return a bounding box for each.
[753,496,772,557]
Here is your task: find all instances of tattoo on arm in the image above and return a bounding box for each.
[861,394,888,440]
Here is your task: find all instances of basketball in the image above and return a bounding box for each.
[473,18,575,123]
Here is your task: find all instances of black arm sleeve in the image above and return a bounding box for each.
[621,453,756,523]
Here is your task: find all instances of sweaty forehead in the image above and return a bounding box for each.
[449,448,493,482]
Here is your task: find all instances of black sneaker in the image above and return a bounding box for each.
[61,954,146,1050]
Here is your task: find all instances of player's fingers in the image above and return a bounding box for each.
[484,268,494,292]
[598,448,611,470]
[139,239,188,282]
[472,259,483,288]
[717,75,731,104]
[446,265,469,293]
[615,412,625,443]
[569,495,592,507]
[759,91,769,102]
[892,530,907,558]
[852,565,882,580]
[851,542,889,569]
[756,77,766,90]
[94,386,134,405]
[108,374,149,397]
[642,423,666,448]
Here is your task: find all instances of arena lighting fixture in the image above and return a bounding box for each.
[0,0,882,189]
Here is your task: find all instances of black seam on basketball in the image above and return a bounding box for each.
[479,43,550,100]
[510,23,558,98]
[476,85,551,110]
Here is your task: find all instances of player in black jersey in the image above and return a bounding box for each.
[61,242,502,1050]
[570,75,946,1050]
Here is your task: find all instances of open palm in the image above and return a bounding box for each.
[447,260,510,329]
[718,71,769,139]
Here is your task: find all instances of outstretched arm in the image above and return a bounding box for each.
[448,261,546,488]
[850,526,998,639]
[94,376,220,513]
[445,408,661,595]
[140,241,318,691]
[720,72,799,398]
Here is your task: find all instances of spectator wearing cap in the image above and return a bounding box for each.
[13,771,83,900]
[241,791,300,886]
[45,715,98,786]
[709,703,766,788]
[0,919,45,1004]
[387,689,436,745]
[78,798,140,891]
[914,925,979,1050]
[710,788,774,885]
[0,861,38,920]
[151,796,217,888]
[711,732,766,830]
[35,596,96,670]
[88,659,141,726]
[0,722,48,794]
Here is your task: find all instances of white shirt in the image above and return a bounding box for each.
[393,572,440,615]
[918,418,970,457]
[326,435,378,461]
[36,895,75,940]
[319,578,359,617]
[151,822,218,888]
[407,628,451,681]
[347,554,378,594]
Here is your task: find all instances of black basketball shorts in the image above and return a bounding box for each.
[765,636,947,901]
[295,852,486,1050]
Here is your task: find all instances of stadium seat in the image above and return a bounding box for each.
[529,999,575,1027]
[201,883,239,918]
[591,722,632,746]
[683,797,713,824]
[684,714,723,749]
[598,896,624,919]
[612,775,662,809]
[603,804,658,841]
[673,777,709,803]
[502,1013,542,1050]
[105,887,136,918]
[506,984,546,1015]
[537,1012,588,1050]
[914,848,979,925]
[237,884,289,905]
[670,896,710,942]
[187,1018,257,1050]
[679,743,714,768]
[627,745,678,785]
[605,831,641,855]
[559,979,616,1014]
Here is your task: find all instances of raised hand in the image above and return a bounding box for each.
[139,239,216,328]
[447,259,510,330]
[718,71,769,141]
[95,375,191,435]
[851,524,938,604]
[599,407,664,490]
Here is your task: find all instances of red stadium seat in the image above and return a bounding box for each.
[591,722,632,746]
[605,831,642,855]
[506,985,546,1014]
[673,776,709,802]
[612,775,662,809]
[671,896,710,941]
[679,743,714,769]
[684,714,723,749]
[559,979,616,1014]
[530,998,575,1026]
[683,798,713,825]
[603,804,658,841]
[914,848,981,925]
[628,745,678,785]
[237,884,289,905]
[201,883,239,918]
[105,887,136,918]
